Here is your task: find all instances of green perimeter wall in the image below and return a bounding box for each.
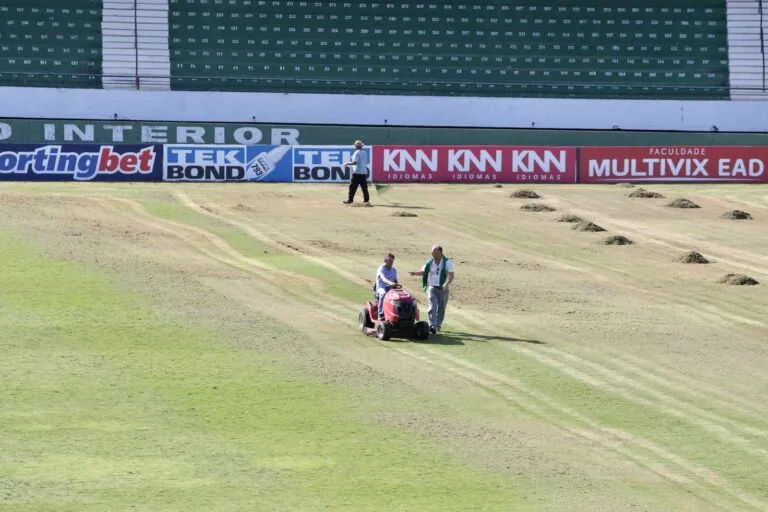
[1,118,768,146]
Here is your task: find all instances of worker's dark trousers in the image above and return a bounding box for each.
[347,174,370,202]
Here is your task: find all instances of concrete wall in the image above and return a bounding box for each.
[4,117,768,146]
[2,86,768,133]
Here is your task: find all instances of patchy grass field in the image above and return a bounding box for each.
[1,182,767,511]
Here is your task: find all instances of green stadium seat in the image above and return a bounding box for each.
[0,1,102,88]
[167,0,730,99]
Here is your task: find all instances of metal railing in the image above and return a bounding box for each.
[0,69,750,101]
[761,0,766,90]
[101,0,169,89]
[727,0,767,97]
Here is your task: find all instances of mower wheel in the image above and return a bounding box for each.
[414,321,430,341]
[359,307,373,332]
[376,321,392,341]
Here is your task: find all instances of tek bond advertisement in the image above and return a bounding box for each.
[163,145,371,183]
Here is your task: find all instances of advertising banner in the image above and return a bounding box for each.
[164,144,370,182]
[580,146,768,183]
[0,144,163,181]
[371,145,578,183]
[292,145,371,183]
[164,144,294,182]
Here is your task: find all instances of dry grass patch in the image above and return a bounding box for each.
[510,189,540,199]
[667,198,700,209]
[721,210,753,220]
[628,188,665,199]
[603,235,633,245]
[520,203,555,212]
[718,273,759,285]
[679,251,709,264]
[573,221,606,232]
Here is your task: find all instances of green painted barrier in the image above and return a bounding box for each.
[1,118,767,146]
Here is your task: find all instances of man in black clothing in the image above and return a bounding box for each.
[343,140,372,206]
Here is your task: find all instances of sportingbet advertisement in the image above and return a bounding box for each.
[163,144,369,182]
[0,144,162,181]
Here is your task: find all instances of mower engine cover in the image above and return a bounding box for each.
[382,288,418,323]
[385,289,415,302]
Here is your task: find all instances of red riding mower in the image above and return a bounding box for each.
[359,284,431,341]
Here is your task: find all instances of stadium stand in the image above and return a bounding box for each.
[168,0,732,99]
[1,0,766,100]
[727,0,768,99]
[0,0,103,88]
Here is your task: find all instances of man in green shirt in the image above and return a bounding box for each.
[409,245,455,334]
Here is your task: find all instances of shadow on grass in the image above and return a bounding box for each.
[410,334,465,346]
[412,331,544,345]
[373,203,434,210]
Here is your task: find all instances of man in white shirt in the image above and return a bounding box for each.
[374,252,399,321]
[343,140,372,207]
[409,245,455,333]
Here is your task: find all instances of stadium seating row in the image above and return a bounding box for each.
[0,0,733,99]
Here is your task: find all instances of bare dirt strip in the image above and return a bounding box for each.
[1,182,767,511]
